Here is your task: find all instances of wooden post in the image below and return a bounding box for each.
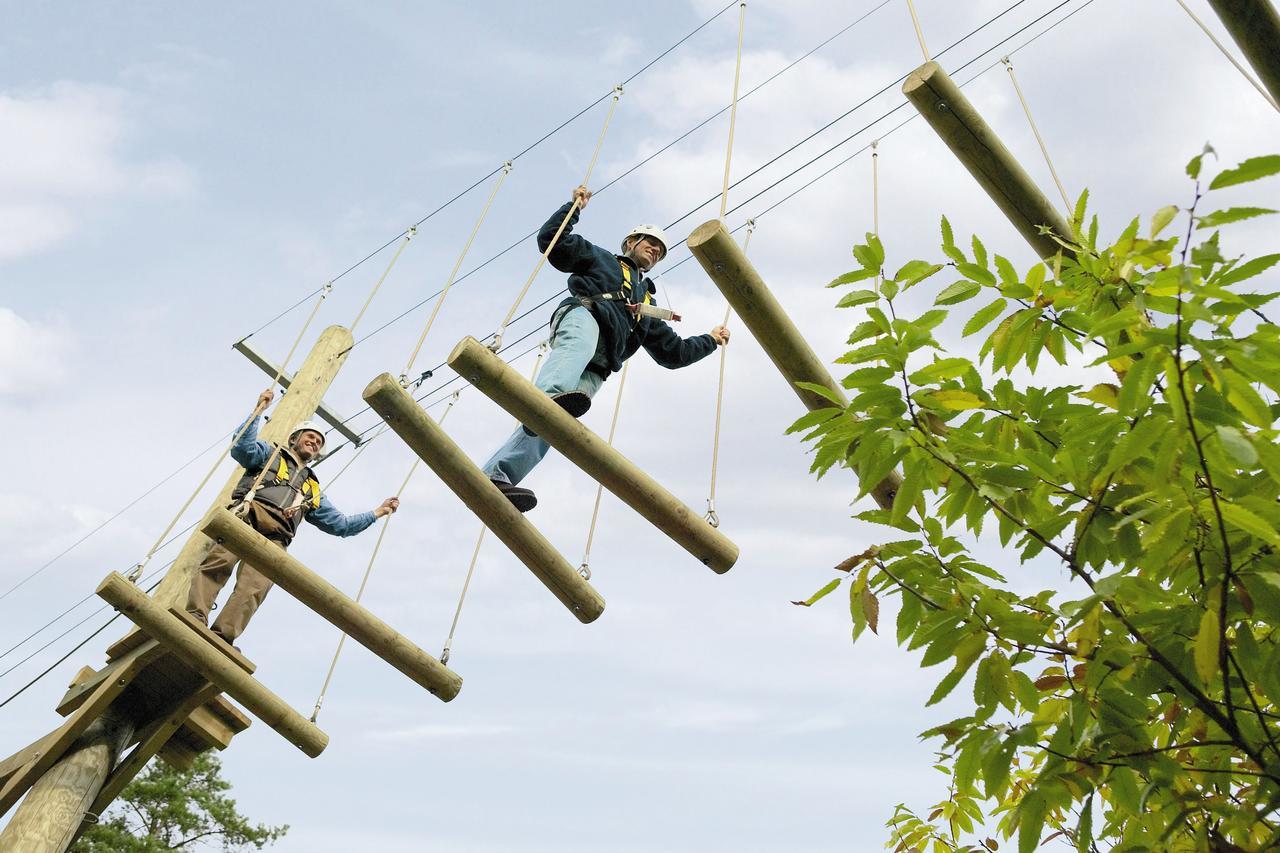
[902,61,1072,259]
[146,324,355,614]
[1207,0,1280,105]
[97,573,329,757]
[362,373,606,623]
[201,507,463,701]
[687,219,901,510]
[0,709,136,853]
[447,338,740,574]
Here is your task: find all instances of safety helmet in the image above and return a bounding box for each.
[621,224,669,261]
[289,420,326,448]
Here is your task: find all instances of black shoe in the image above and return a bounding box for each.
[491,480,537,512]
[523,391,592,436]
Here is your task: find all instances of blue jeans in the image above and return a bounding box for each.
[482,306,606,486]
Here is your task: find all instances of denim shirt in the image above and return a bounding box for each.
[232,415,376,537]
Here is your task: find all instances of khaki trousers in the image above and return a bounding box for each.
[186,502,293,643]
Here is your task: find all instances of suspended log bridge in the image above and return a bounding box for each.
[201,506,462,701]
[363,373,606,623]
[687,219,900,510]
[447,336,740,574]
[902,61,1072,259]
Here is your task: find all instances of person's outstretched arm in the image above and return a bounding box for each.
[640,321,729,369]
[305,496,399,538]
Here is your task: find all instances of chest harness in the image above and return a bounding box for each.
[576,260,681,323]
[232,445,322,535]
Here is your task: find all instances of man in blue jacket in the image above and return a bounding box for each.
[187,388,401,643]
[484,186,730,512]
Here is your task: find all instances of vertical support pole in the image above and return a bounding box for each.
[0,710,136,853]
[687,219,901,510]
[1206,0,1280,107]
[901,61,1072,259]
[6,326,353,852]
[147,324,355,612]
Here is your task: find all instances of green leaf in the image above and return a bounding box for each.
[956,262,996,288]
[1215,425,1258,467]
[1209,154,1280,190]
[785,407,841,434]
[1018,789,1048,853]
[841,366,896,388]
[827,268,877,287]
[835,289,879,308]
[792,578,841,607]
[1150,204,1179,238]
[909,357,973,384]
[1221,368,1273,427]
[1196,206,1276,229]
[1217,502,1280,549]
[1216,253,1280,288]
[935,280,981,305]
[963,298,1007,337]
[1194,592,1220,685]
[1186,143,1215,180]
[1076,795,1094,853]
[893,260,944,287]
[920,389,985,411]
[794,381,845,406]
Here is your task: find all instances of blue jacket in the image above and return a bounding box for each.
[231,415,377,537]
[543,202,717,375]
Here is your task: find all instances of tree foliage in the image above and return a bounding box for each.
[795,148,1280,851]
[72,752,287,852]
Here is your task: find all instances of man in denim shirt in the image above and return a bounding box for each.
[187,388,400,643]
[483,185,730,512]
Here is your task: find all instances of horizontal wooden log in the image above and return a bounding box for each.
[447,338,739,574]
[201,506,462,702]
[363,372,605,623]
[96,573,328,758]
[687,219,901,510]
[902,61,1072,259]
[1207,0,1280,106]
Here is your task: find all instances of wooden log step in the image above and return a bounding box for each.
[362,372,606,623]
[96,573,328,758]
[200,507,462,702]
[446,338,739,574]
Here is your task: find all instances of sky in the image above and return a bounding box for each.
[1,1,1277,850]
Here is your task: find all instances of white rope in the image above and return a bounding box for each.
[905,0,931,62]
[310,391,461,722]
[872,141,881,290]
[704,221,754,527]
[493,87,624,350]
[1000,57,1072,212]
[127,285,333,582]
[403,163,513,383]
[719,1,748,220]
[578,359,631,579]
[350,228,416,334]
[1173,0,1280,112]
[439,341,549,665]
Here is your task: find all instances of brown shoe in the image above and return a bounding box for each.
[491,480,537,512]
[523,391,591,436]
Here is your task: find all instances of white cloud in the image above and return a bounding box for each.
[0,307,73,396]
[366,722,519,741]
[0,82,194,262]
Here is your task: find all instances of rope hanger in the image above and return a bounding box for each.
[999,56,1072,213]
[491,86,625,350]
[578,359,632,579]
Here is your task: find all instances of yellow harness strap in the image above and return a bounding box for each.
[619,261,652,306]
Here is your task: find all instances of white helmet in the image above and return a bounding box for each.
[621,224,669,261]
[289,420,326,447]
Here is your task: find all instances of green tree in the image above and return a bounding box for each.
[794,149,1280,851]
[72,752,287,852]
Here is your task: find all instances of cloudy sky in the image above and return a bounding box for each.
[2,1,1277,850]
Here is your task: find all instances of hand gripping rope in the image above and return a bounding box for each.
[127,283,334,583]
[491,86,624,351]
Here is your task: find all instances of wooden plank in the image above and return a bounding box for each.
[97,573,328,758]
[202,507,463,701]
[203,694,251,733]
[57,640,164,717]
[167,606,256,673]
[156,737,198,771]
[0,730,62,790]
[178,705,236,752]
[0,642,160,816]
[105,627,148,662]
[74,683,222,842]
